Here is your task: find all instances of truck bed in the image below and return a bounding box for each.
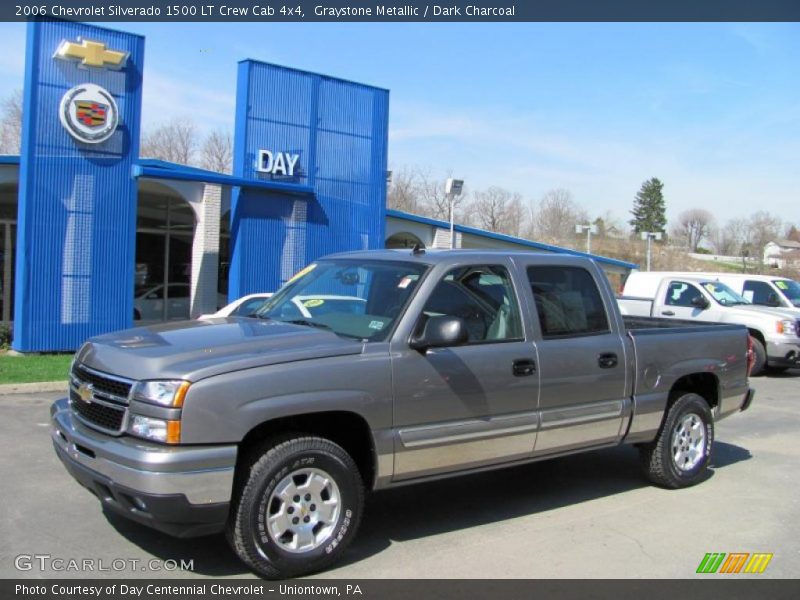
[623,315,744,334]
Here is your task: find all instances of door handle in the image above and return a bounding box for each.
[598,353,618,369]
[512,359,536,377]
[661,310,675,316]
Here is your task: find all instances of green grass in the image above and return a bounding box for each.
[0,353,73,384]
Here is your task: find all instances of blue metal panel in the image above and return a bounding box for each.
[229,61,389,299]
[13,21,144,352]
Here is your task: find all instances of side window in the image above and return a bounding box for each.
[528,266,609,338]
[743,281,776,305]
[420,265,523,343]
[665,281,701,307]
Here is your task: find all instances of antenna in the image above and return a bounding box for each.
[411,243,425,255]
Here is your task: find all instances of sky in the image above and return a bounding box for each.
[0,21,797,227]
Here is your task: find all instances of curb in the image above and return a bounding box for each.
[0,381,68,395]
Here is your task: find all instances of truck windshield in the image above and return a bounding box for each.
[773,279,800,308]
[254,260,428,341]
[700,281,750,306]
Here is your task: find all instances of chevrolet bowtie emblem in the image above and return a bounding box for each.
[77,383,94,403]
[54,38,128,69]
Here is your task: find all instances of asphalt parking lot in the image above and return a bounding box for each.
[1,375,798,580]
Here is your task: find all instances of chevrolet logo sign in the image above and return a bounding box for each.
[77,383,94,403]
[54,38,128,70]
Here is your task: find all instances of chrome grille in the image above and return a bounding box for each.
[69,363,133,435]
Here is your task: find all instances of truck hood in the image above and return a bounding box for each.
[721,304,799,322]
[76,318,364,382]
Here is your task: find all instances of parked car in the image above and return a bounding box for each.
[199,294,365,321]
[198,293,273,320]
[52,250,753,579]
[619,271,800,374]
[133,283,191,321]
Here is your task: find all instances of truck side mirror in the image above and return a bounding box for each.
[766,293,782,307]
[690,295,709,309]
[410,315,469,350]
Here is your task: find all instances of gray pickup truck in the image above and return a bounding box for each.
[51,250,754,578]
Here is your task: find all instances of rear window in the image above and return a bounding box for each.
[527,266,609,338]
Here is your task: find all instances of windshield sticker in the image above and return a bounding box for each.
[776,281,789,290]
[704,283,717,293]
[302,299,324,308]
[742,290,755,302]
[286,263,316,285]
[368,320,385,330]
[398,277,412,289]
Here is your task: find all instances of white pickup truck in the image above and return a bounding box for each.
[619,271,800,375]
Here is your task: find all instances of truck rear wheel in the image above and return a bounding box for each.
[227,436,364,579]
[639,393,714,489]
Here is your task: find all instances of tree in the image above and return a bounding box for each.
[533,188,588,244]
[0,89,22,154]
[747,211,782,263]
[629,177,667,234]
[469,186,525,237]
[199,129,232,173]
[387,167,420,214]
[711,218,747,256]
[140,117,198,165]
[786,225,800,243]
[672,209,714,252]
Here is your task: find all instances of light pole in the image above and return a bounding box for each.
[575,224,597,254]
[445,178,464,249]
[640,231,663,271]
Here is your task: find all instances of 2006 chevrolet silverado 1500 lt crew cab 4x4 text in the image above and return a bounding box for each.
[51,250,755,578]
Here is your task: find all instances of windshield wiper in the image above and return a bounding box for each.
[283,319,333,331]
[282,319,364,341]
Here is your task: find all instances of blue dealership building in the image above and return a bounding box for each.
[0,20,635,353]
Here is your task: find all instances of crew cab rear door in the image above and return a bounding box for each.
[521,260,630,455]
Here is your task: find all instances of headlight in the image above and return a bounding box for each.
[776,319,797,336]
[131,380,190,407]
[129,415,181,444]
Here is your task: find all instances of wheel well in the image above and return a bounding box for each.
[747,328,765,347]
[237,411,376,488]
[669,373,719,409]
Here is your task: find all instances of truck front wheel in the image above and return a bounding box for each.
[639,393,714,489]
[750,336,767,376]
[227,436,364,579]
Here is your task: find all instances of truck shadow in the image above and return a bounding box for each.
[104,441,752,577]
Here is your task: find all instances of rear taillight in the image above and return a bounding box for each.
[746,336,755,377]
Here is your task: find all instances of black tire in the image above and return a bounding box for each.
[750,336,767,376]
[227,436,364,579]
[639,393,714,489]
[766,366,789,374]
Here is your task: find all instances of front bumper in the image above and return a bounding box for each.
[766,340,800,368]
[51,398,236,538]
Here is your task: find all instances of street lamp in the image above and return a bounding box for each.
[640,231,663,271]
[445,178,464,249]
[575,224,597,254]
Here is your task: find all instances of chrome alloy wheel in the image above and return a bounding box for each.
[671,412,706,472]
[266,468,341,553]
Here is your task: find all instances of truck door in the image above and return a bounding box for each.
[391,263,540,480]
[658,280,710,320]
[525,264,629,455]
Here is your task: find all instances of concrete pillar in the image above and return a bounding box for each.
[190,184,221,318]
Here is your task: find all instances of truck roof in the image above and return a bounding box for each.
[324,248,602,267]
